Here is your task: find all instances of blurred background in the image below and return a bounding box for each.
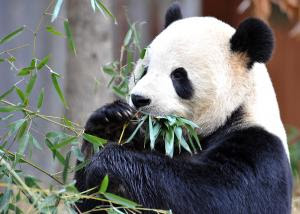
[0,0,300,210]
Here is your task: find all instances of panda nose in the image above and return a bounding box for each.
[131,94,151,109]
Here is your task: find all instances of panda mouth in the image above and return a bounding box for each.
[138,107,166,117]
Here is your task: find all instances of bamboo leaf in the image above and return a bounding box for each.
[99,174,109,193]
[123,28,132,47]
[149,118,161,150]
[179,118,199,128]
[0,86,15,100]
[37,55,50,70]
[29,134,42,150]
[37,88,44,109]
[140,48,147,59]
[45,138,65,164]
[83,133,107,147]
[15,87,26,103]
[103,193,138,208]
[0,106,22,113]
[51,73,68,108]
[25,74,37,96]
[17,121,29,154]
[125,116,147,144]
[175,127,191,153]
[95,0,117,24]
[64,21,76,55]
[71,146,84,162]
[51,0,64,22]
[46,25,64,37]
[54,136,77,149]
[63,151,71,183]
[8,119,26,134]
[18,66,34,76]
[165,128,174,158]
[0,26,24,45]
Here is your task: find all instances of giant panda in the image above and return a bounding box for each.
[75,3,293,214]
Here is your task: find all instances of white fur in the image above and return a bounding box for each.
[129,17,289,158]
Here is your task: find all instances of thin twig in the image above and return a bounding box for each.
[0,43,30,55]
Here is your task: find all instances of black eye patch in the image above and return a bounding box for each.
[141,66,148,79]
[170,67,194,99]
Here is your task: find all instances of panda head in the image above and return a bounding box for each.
[129,4,284,141]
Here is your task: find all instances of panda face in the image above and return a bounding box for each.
[129,15,276,137]
[129,17,247,132]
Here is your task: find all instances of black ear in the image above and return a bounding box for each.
[165,2,183,28]
[230,18,274,68]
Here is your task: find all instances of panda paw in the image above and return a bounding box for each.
[84,100,135,137]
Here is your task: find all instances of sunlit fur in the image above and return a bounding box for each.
[129,17,288,158]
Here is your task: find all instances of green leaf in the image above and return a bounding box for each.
[25,74,37,96]
[0,58,4,63]
[107,208,125,214]
[45,138,66,164]
[0,86,15,100]
[71,146,84,162]
[64,20,76,55]
[51,73,68,108]
[0,106,22,112]
[166,116,176,126]
[46,25,64,37]
[53,136,77,149]
[51,0,64,22]
[18,66,34,76]
[99,174,109,193]
[37,88,44,109]
[95,0,117,24]
[30,58,37,67]
[37,55,50,70]
[83,133,107,147]
[125,115,147,144]
[123,28,132,47]
[15,87,26,103]
[149,118,161,150]
[165,128,174,158]
[112,86,127,97]
[18,131,30,155]
[28,134,42,150]
[140,48,147,59]
[8,119,26,134]
[103,64,116,75]
[24,176,40,188]
[179,118,199,128]
[0,26,24,45]
[174,127,191,153]
[104,193,138,208]
[63,151,71,183]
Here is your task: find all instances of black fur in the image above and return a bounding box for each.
[165,2,183,28]
[230,18,274,68]
[75,102,292,213]
[170,67,194,99]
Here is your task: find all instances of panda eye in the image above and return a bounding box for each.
[171,67,187,80]
[141,66,148,79]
